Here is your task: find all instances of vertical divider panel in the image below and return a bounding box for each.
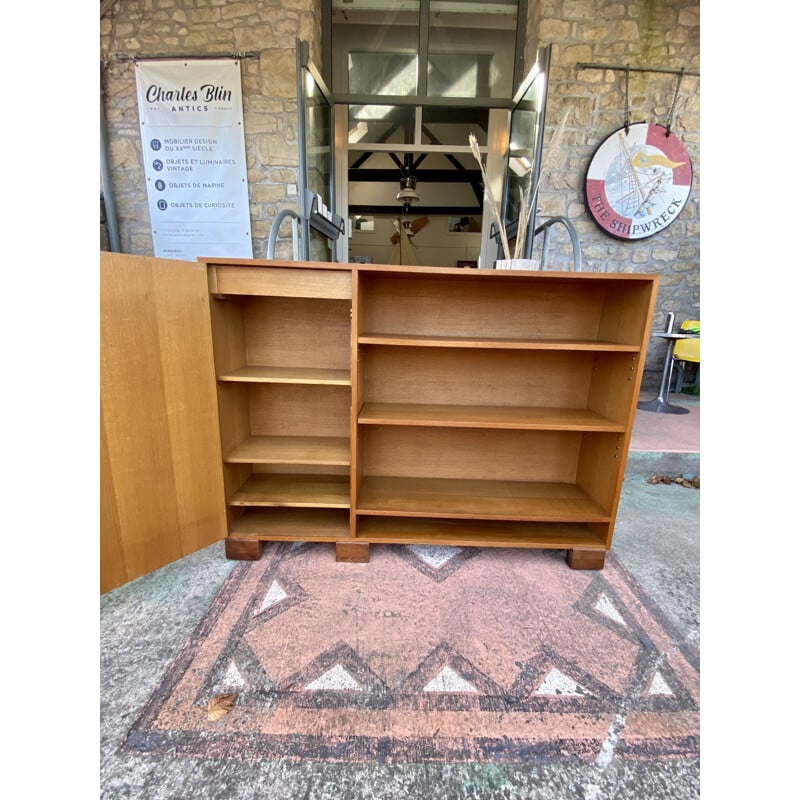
[349,267,361,539]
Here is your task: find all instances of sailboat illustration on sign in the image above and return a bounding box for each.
[585,122,692,240]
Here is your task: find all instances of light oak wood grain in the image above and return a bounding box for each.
[100,253,226,592]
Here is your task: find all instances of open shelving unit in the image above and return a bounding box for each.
[205,259,657,569]
[206,261,354,555]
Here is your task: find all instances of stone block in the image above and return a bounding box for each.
[562,0,596,22]
[538,19,570,40]
[259,49,296,99]
[251,184,287,203]
[255,132,299,167]
[221,3,259,21]
[562,44,593,64]
[190,8,221,24]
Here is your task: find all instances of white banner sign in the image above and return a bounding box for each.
[135,59,252,260]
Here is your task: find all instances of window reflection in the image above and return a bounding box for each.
[331,0,519,100]
[348,105,416,145]
[428,0,518,98]
[348,52,418,96]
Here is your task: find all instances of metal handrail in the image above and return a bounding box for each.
[535,215,583,272]
[266,209,301,260]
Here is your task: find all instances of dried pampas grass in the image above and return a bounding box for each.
[470,108,571,262]
[469,132,511,260]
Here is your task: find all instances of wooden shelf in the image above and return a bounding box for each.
[358,402,625,431]
[229,474,350,508]
[230,508,350,540]
[224,435,350,465]
[358,333,640,351]
[355,516,606,549]
[357,476,610,521]
[218,365,351,385]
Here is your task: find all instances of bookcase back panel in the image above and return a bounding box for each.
[243,296,351,370]
[359,275,607,341]
[361,347,596,408]
[248,384,350,437]
[360,426,581,483]
[251,464,350,476]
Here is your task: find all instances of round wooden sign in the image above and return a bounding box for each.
[585,122,692,240]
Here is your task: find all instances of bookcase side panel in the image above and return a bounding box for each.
[209,296,248,375]
[575,432,625,516]
[596,280,658,346]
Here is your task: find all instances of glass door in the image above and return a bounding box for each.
[496,45,551,261]
[297,42,342,261]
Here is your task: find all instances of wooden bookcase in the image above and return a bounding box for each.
[205,259,658,570]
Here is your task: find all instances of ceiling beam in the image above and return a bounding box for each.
[349,168,482,183]
[349,205,482,216]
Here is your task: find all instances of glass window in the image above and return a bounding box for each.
[331,0,520,100]
[348,52,418,96]
[427,0,519,98]
[332,0,420,95]
[348,105,416,145]
[421,107,489,147]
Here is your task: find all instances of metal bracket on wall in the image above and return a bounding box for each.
[113,52,261,63]
[575,63,699,77]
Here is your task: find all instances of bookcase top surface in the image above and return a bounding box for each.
[200,257,659,284]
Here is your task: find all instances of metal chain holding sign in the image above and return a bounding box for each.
[664,68,685,137]
[623,64,631,135]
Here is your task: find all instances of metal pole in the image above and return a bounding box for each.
[100,82,121,253]
[114,52,260,62]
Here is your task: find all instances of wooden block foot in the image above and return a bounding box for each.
[336,541,370,563]
[567,547,606,570]
[225,539,263,561]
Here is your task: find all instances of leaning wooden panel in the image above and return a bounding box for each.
[100,406,127,593]
[100,253,226,592]
[149,257,228,556]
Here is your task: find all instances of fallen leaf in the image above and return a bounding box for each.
[207,693,238,721]
[647,475,699,489]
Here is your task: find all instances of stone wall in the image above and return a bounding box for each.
[525,0,700,387]
[100,0,321,259]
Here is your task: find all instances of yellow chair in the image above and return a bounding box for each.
[672,319,700,392]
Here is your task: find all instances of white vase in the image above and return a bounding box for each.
[494,258,540,270]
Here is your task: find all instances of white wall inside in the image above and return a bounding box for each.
[349,213,481,267]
